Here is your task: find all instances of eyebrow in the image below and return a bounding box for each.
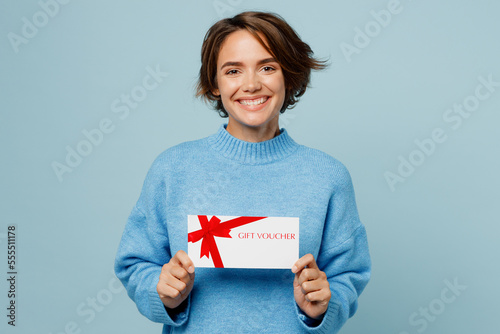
[220,57,278,70]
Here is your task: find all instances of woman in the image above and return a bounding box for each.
[115,11,371,333]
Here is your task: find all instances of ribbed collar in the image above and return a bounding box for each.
[207,123,300,164]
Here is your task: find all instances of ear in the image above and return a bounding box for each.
[212,88,220,97]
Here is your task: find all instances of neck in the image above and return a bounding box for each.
[226,118,280,143]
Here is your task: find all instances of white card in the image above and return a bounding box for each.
[187,215,299,269]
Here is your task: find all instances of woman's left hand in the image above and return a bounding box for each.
[292,253,331,319]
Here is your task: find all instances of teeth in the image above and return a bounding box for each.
[239,97,268,106]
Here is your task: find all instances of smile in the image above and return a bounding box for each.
[238,97,269,106]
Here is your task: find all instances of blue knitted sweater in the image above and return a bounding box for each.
[114,123,371,333]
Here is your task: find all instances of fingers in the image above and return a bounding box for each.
[172,250,195,274]
[292,253,331,318]
[159,281,183,300]
[291,253,318,274]
[292,254,325,288]
[157,264,187,298]
[156,251,195,309]
[165,265,189,293]
[298,273,328,293]
[167,251,195,285]
[294,267,323,287]
[303,287,331,304]
[292,253,330,301]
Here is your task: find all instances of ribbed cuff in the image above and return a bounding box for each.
[296,299,340,334]
[148,286,190,327]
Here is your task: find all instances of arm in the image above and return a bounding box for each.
[114,158,192,327]
[295,163,371,333]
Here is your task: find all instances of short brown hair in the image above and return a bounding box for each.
[196,11,328,117]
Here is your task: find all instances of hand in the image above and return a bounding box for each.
[292,253,331,319]
[156,250,195,309]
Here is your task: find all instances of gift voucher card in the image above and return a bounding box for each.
[187,215,299,269]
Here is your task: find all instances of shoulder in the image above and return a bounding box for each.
[157,137,206,161]
[294,145,354,189]
[145,136,209,176]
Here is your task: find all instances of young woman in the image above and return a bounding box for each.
[115,11,371,333]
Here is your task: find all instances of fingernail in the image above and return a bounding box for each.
[188,266,194,273]
[291,265,297,273]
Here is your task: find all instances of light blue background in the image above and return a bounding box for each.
[1,0,499,333]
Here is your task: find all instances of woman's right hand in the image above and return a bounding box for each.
[156,250,195,309]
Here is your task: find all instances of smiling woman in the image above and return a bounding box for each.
[213,29,287,141]
[115,10,371,334]
[196,11,327,142]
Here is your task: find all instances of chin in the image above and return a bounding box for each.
[235,116,274,128]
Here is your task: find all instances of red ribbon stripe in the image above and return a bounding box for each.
[188,215,267,268]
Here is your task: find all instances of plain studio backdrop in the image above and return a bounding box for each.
[1,1,499,333]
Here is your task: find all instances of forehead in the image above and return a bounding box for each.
[217,30,273,64]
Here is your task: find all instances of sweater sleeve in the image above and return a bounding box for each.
[297,162,371,334]
[114,157,190,327]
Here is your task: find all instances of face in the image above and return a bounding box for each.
[213,29,286,137]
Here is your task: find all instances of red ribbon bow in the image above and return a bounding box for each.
[188,215,266,268]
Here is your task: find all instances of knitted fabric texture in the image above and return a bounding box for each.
[114,123,371,333]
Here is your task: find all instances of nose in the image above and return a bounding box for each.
[242,71,261,92]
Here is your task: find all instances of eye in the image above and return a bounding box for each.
[262,66,276,72]
[225,69,239,75]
